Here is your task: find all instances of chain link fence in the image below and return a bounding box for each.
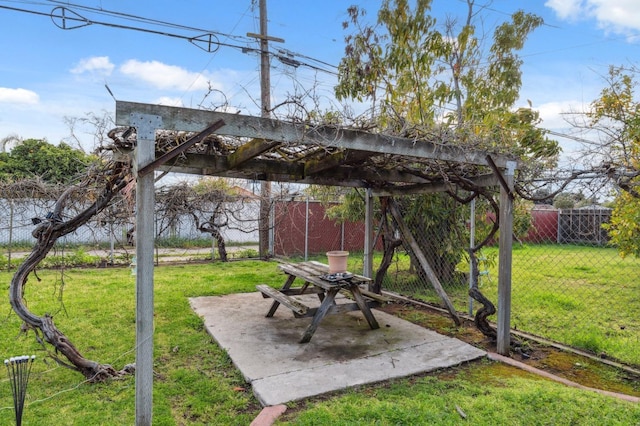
[273,199,369,259]
[3,192,639,367]
[0,197,260,268]
[381,195,640,367]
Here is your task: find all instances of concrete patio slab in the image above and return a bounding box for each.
[190,292,486,406]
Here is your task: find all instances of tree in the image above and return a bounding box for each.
[553,192,585,209]
[156,178,257,262]
[335,0,556,338]
[569,65,640,256]
[604,191,640,257]
[0,138,92,183]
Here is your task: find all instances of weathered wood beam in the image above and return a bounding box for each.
[160,159,367,187]
[227,138,281,169]
[304,149,372,176]
[159,153,431,185]
[181,154,302,181]
[116,101,516,168]
[388,198,462,325]
[116,100,302,141]
[372,173,499,196]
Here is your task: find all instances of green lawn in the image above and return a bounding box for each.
[1,261,639,425]
[387,244,640,366]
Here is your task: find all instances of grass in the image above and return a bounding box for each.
[0,261,639,424]
[278,361,639,425]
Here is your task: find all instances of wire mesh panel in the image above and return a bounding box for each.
[507,206,640,366]
[558,207,611,245]
[381,199,640,367]
[2,191,639,367]
[272,200,368,257]
[381,195,472,312]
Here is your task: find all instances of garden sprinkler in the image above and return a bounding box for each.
[4,355,36,426]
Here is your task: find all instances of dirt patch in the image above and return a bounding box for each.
[378,301,640,397]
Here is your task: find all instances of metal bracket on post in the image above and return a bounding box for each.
[129,112,161,426]
[130,113,162,176]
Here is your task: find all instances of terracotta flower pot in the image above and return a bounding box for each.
[326,250,349,274]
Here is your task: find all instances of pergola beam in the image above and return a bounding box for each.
[372,173,499,196]
[305,149,372,176]
[154,153,433,186]
[116,101,515,169]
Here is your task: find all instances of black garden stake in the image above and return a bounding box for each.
[5,355,35,426]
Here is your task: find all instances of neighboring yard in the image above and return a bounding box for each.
[1,260,639,425]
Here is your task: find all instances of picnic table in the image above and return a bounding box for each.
[256,261,390,343]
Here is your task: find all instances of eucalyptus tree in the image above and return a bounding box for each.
[335,0,558,337]
[337,0,557,156]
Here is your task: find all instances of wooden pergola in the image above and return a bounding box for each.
[115,100,516,423]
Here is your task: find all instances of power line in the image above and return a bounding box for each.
[0,1,338,74]
[546,129,599,145]
[45,0,252,41]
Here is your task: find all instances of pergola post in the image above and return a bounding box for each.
[496,161,516,355]
[131,113,162,426]
[363,188,374,280]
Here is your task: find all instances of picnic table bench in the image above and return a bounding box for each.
[256,261,391,343]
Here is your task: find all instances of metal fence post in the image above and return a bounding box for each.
[8,199,13,270]
[304,196,309,261]
[363,188,374,279]
[109,221,115,265]
[131,112,162,426]
[468,198,475,316]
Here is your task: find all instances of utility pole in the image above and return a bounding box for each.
[248,0,283,258]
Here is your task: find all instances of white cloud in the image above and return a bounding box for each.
[71,56,115,76]
[0,87,39,104]
[546,0,640,34]
[545,0,584,20]
[590,0,640,33]
[119,60,218,92]
[536,100,587,130]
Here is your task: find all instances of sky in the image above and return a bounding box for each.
[1,0,639,159]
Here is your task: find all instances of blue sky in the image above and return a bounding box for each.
[1,0,639,157]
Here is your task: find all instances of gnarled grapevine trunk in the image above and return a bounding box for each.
[372,198,402,294]
[8,162,134,382]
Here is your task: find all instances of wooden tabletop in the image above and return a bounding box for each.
[278,261,370,290]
